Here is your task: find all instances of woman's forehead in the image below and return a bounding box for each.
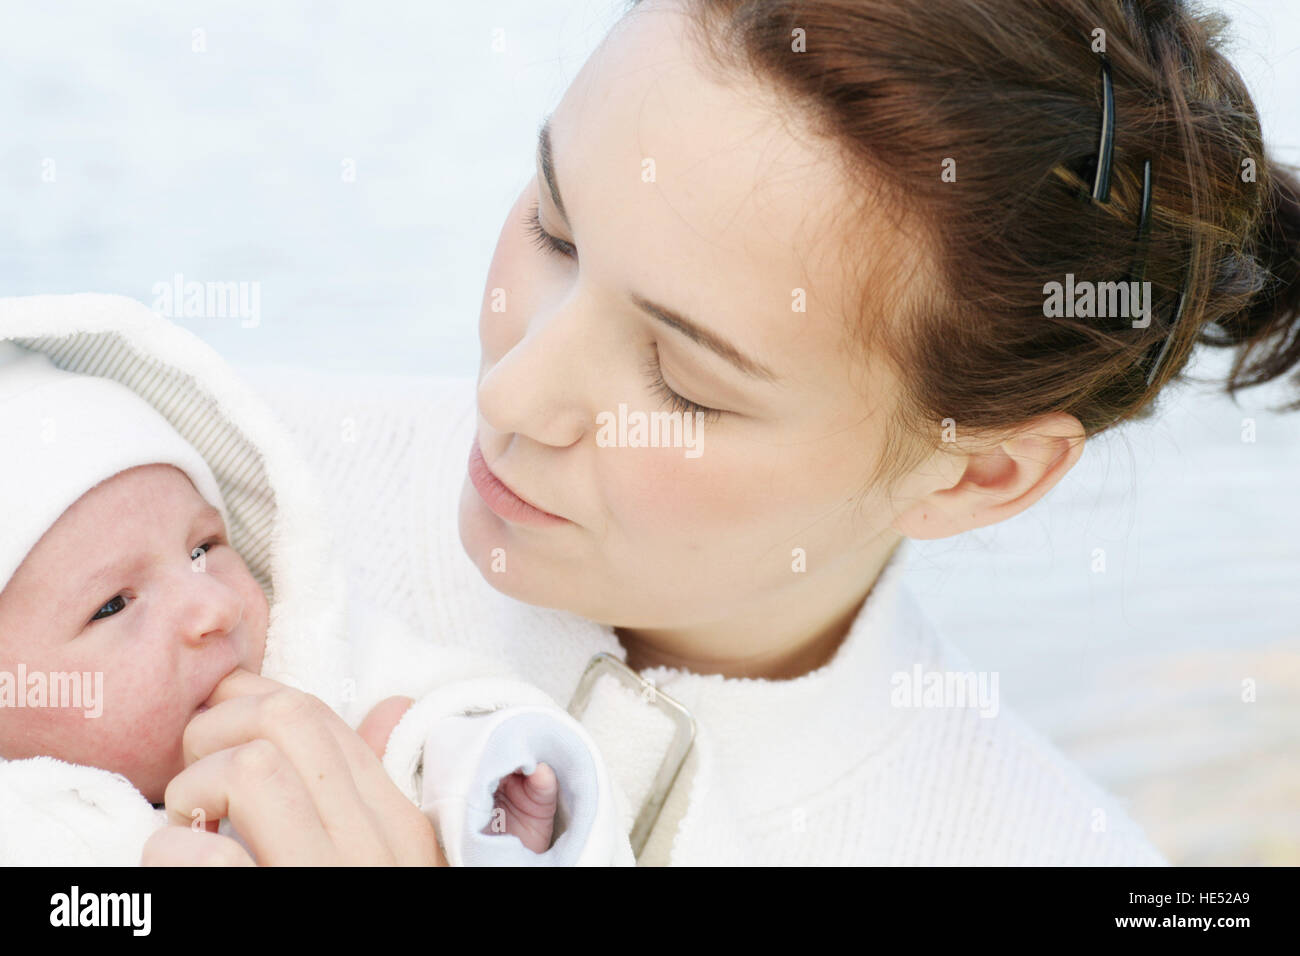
[552,3,870,377]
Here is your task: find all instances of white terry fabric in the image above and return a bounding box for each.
[0,294,633,867]
[243,365,1173,866]
[0,757,167,866]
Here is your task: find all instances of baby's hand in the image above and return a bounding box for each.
[359,696,559,855]
[488,763,558,853]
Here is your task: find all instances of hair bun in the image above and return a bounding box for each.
[1217,166,1300,398]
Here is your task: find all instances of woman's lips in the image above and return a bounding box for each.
[468,438,570,528]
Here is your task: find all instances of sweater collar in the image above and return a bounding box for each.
[628,542,930,799]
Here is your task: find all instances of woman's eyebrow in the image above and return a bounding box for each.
[537,116,569,224]
[537,114,780,384]
[630,294,780,383]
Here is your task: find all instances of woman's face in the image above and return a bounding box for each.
[460,0,946,636]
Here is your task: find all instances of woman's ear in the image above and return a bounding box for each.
[892,412,1086,540]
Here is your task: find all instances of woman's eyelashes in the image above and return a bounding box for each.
[644,346,724,423]
[523,199,576,260]
[524,198,726,423]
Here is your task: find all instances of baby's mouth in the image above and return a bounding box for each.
[196,662,242,715]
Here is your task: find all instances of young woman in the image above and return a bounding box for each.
[146,0,1300,865]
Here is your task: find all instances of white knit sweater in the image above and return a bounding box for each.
[246,368,1169,867]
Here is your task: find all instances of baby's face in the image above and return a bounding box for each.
[0,464,268,802]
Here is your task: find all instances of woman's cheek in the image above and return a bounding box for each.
[601,439,769,536]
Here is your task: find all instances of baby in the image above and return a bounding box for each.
[0,464,561,848]
[0,334,631,866]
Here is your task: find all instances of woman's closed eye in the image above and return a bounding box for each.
[644,345,724,423]
[523,199,575,260]
[524,198,726,422]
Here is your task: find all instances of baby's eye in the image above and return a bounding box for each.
[90,595,127,622]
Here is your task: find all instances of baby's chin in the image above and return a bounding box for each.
[137,743,188,807]
[122,706,201,806]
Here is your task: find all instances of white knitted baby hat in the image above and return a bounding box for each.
[0,340,228,594]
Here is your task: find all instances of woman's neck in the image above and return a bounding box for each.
[616,537,900,681]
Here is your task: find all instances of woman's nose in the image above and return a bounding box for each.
[477,303,594,448]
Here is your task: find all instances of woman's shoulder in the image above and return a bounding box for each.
[880,626,1169,866]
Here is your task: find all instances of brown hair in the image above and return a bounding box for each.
[627,0,1300,473]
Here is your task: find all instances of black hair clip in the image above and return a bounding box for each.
[1131,159,1153,270]
[1087,55,1193,387]
[1091,56,1115,202]
[1143,276,1191,386]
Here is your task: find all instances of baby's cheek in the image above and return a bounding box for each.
[0,706,73,760]
[0,690,179,788]
[92,668,191,794]
[241,582,271,674]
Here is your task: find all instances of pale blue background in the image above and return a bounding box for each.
[3,0,1298,863]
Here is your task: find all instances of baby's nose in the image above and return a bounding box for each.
[181,573,245,645]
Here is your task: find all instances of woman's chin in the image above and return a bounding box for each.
[459,481,585,611]
[458,481,524,592]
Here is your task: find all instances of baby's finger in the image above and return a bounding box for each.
[508,763,559,820]
[491,764,559,852]
[141,824,255,867]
